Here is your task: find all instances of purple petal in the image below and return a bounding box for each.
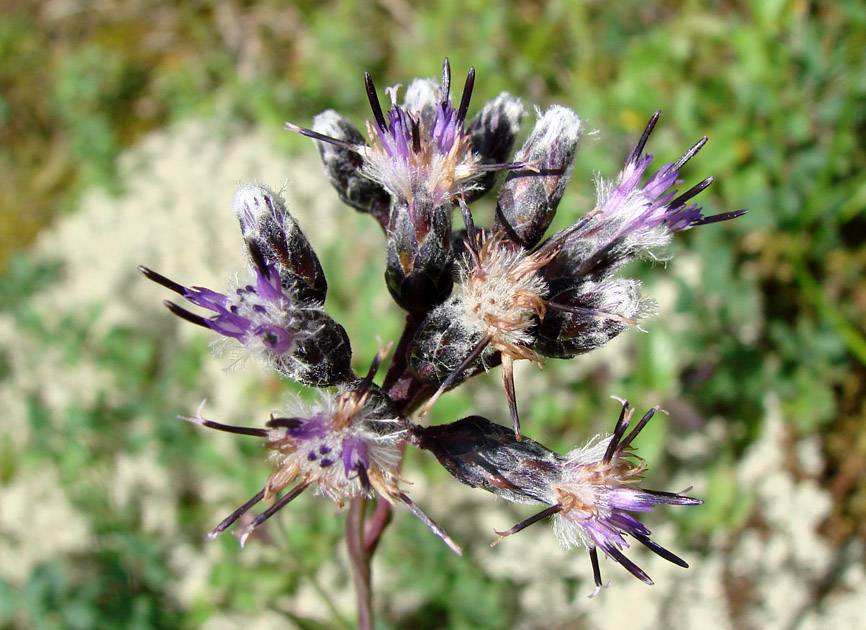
[607,510,652,536]
[642,164,679,201]
[185,286,231,311]
[285,414,328,440]
[582,517,629,550]
[255,265,285,303]
[341,437,370,476]
[207,314,252,340]
[254,324,293,353]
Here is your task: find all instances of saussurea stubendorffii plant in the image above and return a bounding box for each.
[140,58,745,625]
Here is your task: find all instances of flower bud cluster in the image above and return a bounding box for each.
[143,58,744,593]
[288,59,526,313]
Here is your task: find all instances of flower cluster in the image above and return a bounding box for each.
[142,58,744,594]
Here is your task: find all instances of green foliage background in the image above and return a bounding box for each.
[1,1,864,628]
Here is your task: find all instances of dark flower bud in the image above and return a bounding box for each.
[310,110,391,230]
[494,106,583,249]
[534,278,647,359]
[385,192,454,312]
[411,415,562,504]
[464,92,525,202]
[232,183,328,305]
[273,307,353,387]
[408,293,495,384]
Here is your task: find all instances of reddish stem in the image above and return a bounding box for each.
[347,497,373,630]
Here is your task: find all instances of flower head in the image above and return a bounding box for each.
[288,59,512,208]
[543,111,748,283]
[139,259,297,356]
[408,108,585,436]
[545,401,701,593]
[139,238,352,387]
[412,400,701,594]
[360,65,477,205]
[529,113,747,364]
[410,234,556,438]
[181,352,462,554]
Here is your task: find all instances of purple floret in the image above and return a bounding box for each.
[341,437,370,476]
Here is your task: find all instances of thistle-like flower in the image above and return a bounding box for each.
[412,400,700,594]
[139,184,353,387]
[287,59,522,211]
[287,59,526,312]
[535,112,748,358]
[182,351,461,554]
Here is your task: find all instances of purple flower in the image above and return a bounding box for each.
[178,355,463,555]
[140,181,354,387]
[519,400,701,594]
[287,59,486,208]
[546,111,748,282]
[412,400,701,594]
[139,261,297,356]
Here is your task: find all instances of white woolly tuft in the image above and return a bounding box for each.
[454,241,549,348]
[402,78,440,113]
[484,92,525,134]
[527,105,583,152]
[548,433,622,551]
[267,388,404,502]
[232,182,292,232]
[311,109,346,132]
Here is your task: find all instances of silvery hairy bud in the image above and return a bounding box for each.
[494,106,583,249]
[310,111,391,230]
[232,183,329,305]
[534,277,646,358]
[464,92,525,202]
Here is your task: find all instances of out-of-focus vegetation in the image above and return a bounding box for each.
[1,1,865,628]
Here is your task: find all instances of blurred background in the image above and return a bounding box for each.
[1,1,864,628]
